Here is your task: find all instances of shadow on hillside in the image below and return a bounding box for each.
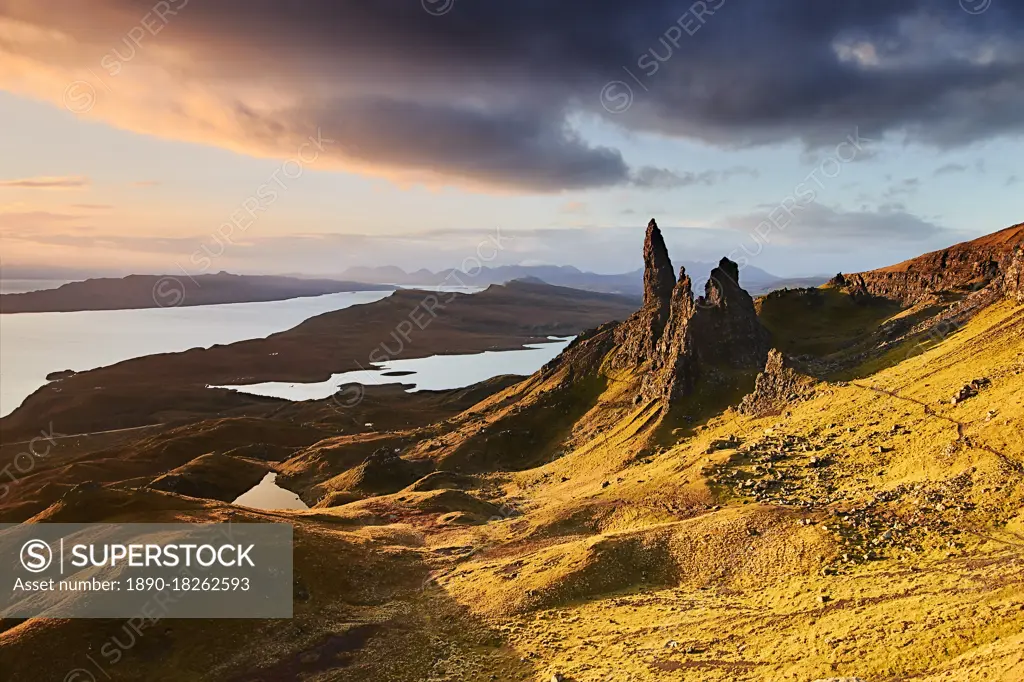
[440,374,609,473]
[655,368,761,446]
[0,495,540,682]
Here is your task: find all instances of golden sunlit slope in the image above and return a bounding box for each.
[422,299,1024,681]
[3,298,1020,681]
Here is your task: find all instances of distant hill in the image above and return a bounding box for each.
[0,272,395,314]
[332,262,815,297]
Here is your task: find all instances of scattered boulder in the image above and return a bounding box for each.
[951,377,990,404]
[705,435,740,453]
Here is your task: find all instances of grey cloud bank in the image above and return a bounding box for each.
[5,0,1024,191]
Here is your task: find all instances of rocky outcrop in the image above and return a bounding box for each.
[1005,246,1023,304]
[651,266,699,399]
[690,258,773,370]
[831,222,1023,304]
[605,221,772,402]
[146,453,269,502]
[642,218,677,306]
[738,349,816,417]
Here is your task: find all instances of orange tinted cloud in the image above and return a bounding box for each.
[0,175,90,189]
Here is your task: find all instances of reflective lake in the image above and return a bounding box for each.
[0,291,395,416]
[215,336,575,401]
[232,472,309,510]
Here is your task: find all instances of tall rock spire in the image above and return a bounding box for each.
[643,219,676,309]
[611,219,677,369]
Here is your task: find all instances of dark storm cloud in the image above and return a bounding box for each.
[6,0,1024,190]
[303,98,631,191]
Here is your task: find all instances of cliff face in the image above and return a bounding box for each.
[1006,246,1024,304]
[831,222,1024,304]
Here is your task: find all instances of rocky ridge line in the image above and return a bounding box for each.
[830,222,1024,305]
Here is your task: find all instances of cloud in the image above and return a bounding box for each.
[933,163,968,176]
[1,2,1023,191]
[631,166,758,189]
[0,210,982,280]
[720,202,951,244]
[0,175,89,189]
[882,177,921,201]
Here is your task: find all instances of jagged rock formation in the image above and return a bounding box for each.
[738,349,816,417]
[643,258,772,400]
[830,222,1024,304]
[609,220,771,401]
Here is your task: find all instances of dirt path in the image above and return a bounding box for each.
[0,422,162,449]
[851,381,1014,464]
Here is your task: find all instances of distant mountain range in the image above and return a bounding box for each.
[1,264,829,314]
[331,263,827,297]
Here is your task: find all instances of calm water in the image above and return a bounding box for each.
[0,291,394,417]
[215,336,574,401]
[233,472,308,510]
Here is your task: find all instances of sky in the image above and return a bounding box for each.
[0,0,1022,279]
